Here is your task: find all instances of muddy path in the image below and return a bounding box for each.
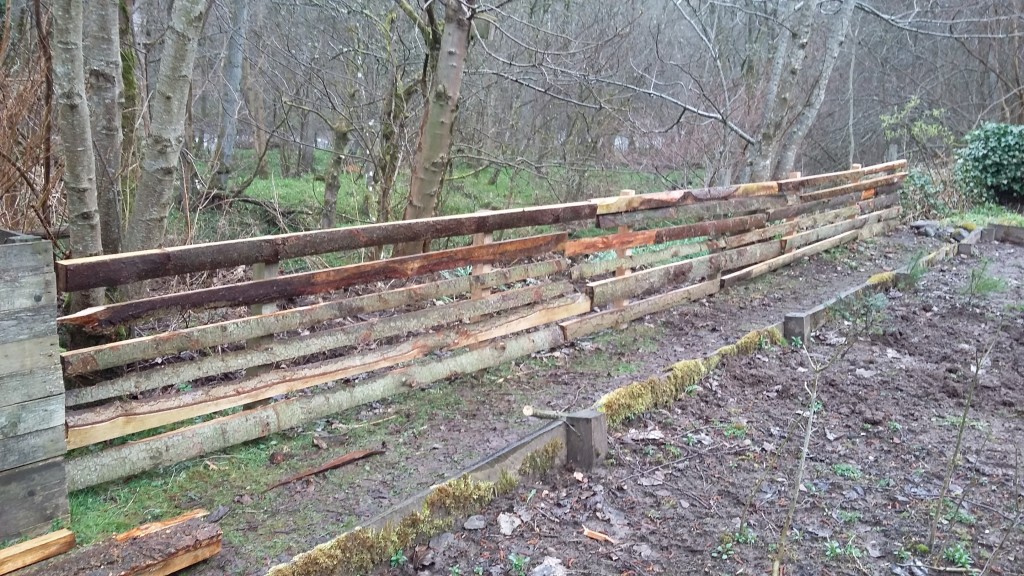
[388,239,1024,576]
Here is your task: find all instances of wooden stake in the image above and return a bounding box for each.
[613,190,635,328]
[244,261,279,408]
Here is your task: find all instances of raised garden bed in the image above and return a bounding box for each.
[385,238,1023,575]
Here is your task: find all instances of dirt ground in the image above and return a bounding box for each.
[383,238,1024,576]
[74,228,958,575]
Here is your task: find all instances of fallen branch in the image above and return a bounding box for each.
[522,405,570,420]
[263,449,385,492]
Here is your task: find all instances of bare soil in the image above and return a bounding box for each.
[154,228,963,575]
[386,239,1024,576]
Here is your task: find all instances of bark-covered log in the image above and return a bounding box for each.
[561,278,720,341]
[16,513,221,576]
[597,197,786,229]
[59,233,567,331]
[63,259,566,379]
[65,282,574,425]
[587,241,782,306]
[58,205,592,292]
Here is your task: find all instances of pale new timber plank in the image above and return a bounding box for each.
[0,529,75,576]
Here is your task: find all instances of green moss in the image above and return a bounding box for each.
[867,271,897,286]
[518,439,564,478]
[269,474,503,576]
[597,328,781,425]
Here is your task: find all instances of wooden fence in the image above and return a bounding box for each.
[56,160,907,489]
[1,230,69,542]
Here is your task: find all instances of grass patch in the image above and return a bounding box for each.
[945,203,1024,229]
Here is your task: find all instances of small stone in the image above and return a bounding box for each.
[867,541,883,558]
[530,557,567,576]
[463,515,486,530]
[855,368,877,379]
[952,228,970,242]
[497,512,522,536]
[631,543,660,560]
[429,532,456,551]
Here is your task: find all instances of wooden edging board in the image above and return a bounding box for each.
[783,235,969,342]
[265,421,566,575]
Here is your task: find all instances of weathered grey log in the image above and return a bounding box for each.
[571,241,710,280]
[67,281,573,408]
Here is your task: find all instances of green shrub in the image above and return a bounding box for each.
[955,123,1024,204]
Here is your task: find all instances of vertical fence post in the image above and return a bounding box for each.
[243,261,280,406]
[613,190,635,327]
[468,211,493,346]
[0,231,69,542]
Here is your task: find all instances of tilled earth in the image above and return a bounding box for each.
[163,228,958,574]
[374,239,1024,576]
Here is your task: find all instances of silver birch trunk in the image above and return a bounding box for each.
[747,0,812,182]
[394,0,476,257]
[51,0,105,309]
[123,0,207,253]
[775,0,857,177]
[83,0,124,255]
[213,0,248,190]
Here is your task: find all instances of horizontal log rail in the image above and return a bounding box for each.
[61,259,567,380]
[66,295,591,449]
[59,233,567,331]
[66,281,574,409]
[55,161,906,293]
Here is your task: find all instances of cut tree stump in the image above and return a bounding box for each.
[15,510,221,576]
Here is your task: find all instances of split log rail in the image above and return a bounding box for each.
[54,160,907,489]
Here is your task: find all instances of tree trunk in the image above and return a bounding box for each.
[775,0,856,178]
[213,0,248,190]
[747,0,812,182]
[119,0,143,219]
[394,0,476,257]
[321,121,351,229]
[123,0,207,254]
[83,0,124,256]
[51,0,105,310]
[243,54,269,178]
